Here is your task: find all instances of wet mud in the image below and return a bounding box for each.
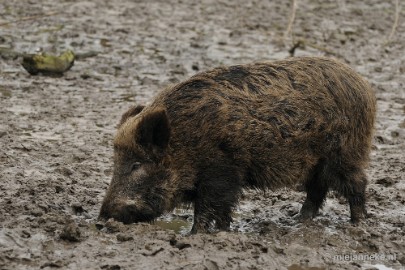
[0,0,404,269]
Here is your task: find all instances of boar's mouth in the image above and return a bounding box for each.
[99,199,158,224]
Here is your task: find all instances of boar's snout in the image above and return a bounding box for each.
[98,198,156,224]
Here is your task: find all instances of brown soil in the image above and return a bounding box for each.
[0,1,404,269]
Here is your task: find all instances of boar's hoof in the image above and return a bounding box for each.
[350,205,368,224]
[189,222,210,234]
[297,200,319,221]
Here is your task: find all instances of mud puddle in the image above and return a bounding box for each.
[155,209,193,234]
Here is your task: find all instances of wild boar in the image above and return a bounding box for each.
[99,56,376,233]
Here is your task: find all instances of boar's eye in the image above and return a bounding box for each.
[131,162,142,171]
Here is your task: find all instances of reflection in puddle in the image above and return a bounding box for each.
[155,208,193,234]
[155,219,191,234]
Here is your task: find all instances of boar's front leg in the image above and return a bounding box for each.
[190,165,242,234]
[299,160,330,220]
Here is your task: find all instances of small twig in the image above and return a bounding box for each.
[288,40,303,56]
[284,0,298,39]
[0,11,60,27]
[75,51,100,60]
[289,38,345,59]
[386,0,400,42]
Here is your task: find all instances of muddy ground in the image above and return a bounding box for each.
[0,0,404,269]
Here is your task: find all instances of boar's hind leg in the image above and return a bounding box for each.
[300,159,368,223]
[190,166,241,234]
[334,168,368,223]
[299,160,329,220]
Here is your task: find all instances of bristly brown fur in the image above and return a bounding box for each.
[118,105,145,127]
[100,56,376,233]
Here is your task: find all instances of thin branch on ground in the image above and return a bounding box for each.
[284,0,298,39]
[386,0,400,43]
[0,11,60,27]
[288,38,345,59]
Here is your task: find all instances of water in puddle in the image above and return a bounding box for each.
[155,208,193,234]
[155,219,191,234]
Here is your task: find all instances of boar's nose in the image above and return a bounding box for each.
[99,198,155,224]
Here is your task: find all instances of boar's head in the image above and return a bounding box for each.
[99,106,172,224]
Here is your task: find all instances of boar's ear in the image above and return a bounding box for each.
[119,105,145,127]
[136,108,171,151]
